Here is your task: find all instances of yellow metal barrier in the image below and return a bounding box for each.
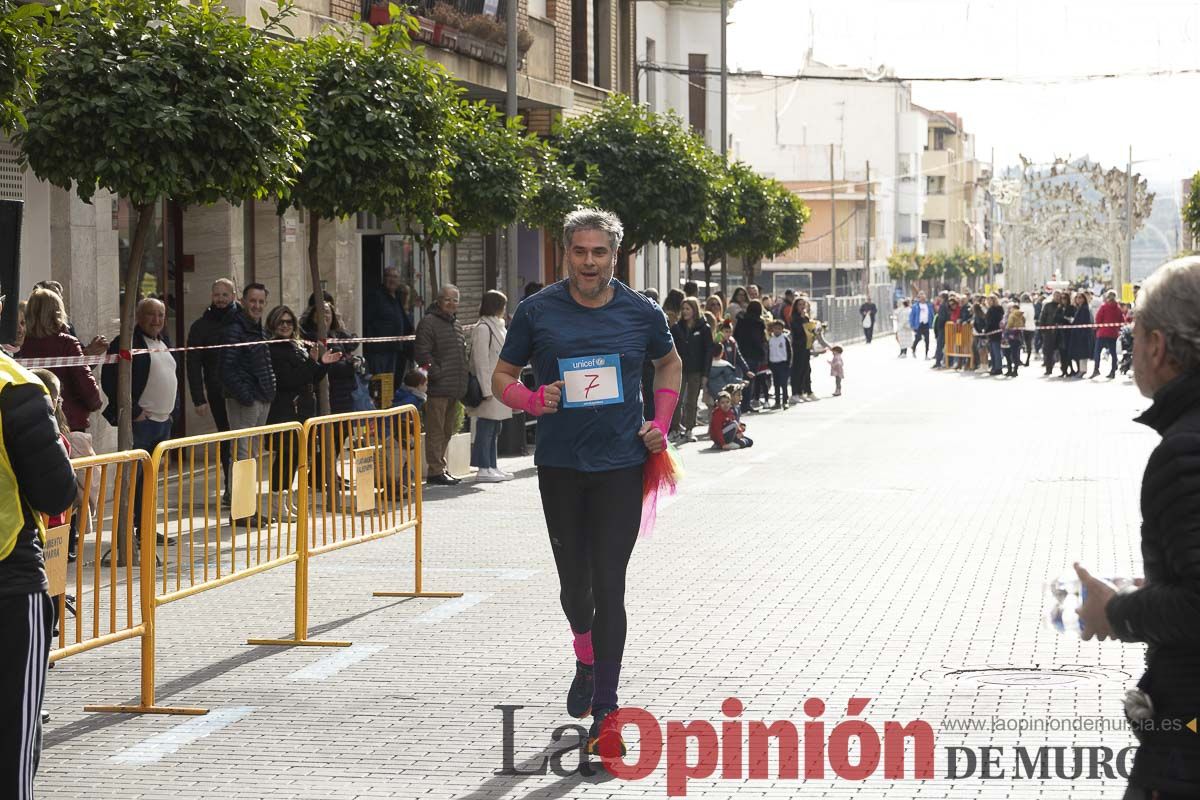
[51,450,146,665]
[944,322,976,368]
[67,408,461,712]
[249,404,461,648]
[86,422,304,715]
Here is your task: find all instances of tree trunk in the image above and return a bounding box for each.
[685,244,693,286]
[309,211,330,415]
[617,245,629,284]
[114,201,155,565]
[703,260,712,300]
[118,203,156,451]
[719,250,728,299]
[423,239,437,296]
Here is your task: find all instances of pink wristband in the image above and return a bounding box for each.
[652,388,679,434]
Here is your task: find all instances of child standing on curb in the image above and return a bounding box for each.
[766,320,792,409]
[830,345,845,397]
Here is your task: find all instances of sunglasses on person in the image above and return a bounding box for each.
[277,318,296,327]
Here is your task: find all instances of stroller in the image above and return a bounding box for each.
[1119,324,1134,376]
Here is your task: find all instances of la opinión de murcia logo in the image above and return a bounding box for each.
[496,698,1144,797]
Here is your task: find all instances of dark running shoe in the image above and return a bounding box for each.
[587,706,627,759]
[567,660,594,719]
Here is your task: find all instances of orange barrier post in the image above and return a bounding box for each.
[251,405,461,648]
[56,450,205,716]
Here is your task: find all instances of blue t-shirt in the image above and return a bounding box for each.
[499,279,675,472]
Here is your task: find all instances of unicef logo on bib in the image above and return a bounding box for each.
[558,354,623,409]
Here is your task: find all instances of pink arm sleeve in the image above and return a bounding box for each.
[651,388,679,435]
[501,381,548,417]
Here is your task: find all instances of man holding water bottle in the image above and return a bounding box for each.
[1075,256,1200,799]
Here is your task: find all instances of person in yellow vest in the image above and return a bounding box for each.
[0,290,78,799]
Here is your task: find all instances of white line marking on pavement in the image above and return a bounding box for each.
[109,707,255,764]
[412,593,488,624]
[424,568,541,580]
[286,643,387,682]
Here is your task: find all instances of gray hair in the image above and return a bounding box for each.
[562,208,624,253]
[437,283,460,301]
[1136,256,1200,371]
[136,297,165,317]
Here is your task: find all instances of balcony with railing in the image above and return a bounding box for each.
[363,1,531,70]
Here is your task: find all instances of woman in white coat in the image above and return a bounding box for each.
[893,298,915,357]
[469,290,514,482]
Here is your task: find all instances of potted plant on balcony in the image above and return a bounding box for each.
[427,2,465,48]
[367,0,391,26]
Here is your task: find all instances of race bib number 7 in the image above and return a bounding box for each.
[558,354,624,409]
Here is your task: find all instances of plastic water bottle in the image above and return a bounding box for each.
[1044,576,1133,636]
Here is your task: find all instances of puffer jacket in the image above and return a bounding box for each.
[1107,370,1200,793]
[221,308,275,406]
[0,367,78,597]
[267,340,324,424]
[413,307,467,399]
[186,301,238,407]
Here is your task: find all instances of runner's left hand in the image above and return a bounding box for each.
[639,421,666,454]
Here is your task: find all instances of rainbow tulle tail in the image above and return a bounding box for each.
[639,446,683,538]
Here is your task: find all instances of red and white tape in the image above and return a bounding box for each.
[12,332,424,370]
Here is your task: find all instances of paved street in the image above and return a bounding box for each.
[39,338,1157,799]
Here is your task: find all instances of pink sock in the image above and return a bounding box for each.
[572,629,594,665]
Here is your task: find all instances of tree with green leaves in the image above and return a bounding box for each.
[522,139,590,277]
[723,175,809,286]
[698,159,744,296]
[19,0,308,450]
[887,251,921,290]
[1186,171,1200,251]
[409,98,539,284]
[0,0,48,133]
[286,16,457,370]
[770,181,810,262]
[724,168,777,285]
[555,94,719,279]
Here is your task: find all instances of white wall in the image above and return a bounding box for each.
[728,70,914,262]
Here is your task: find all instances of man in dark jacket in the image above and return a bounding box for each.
[101,298,179,539]
[186,278,237,497]
[221,283,275,461]
[413,284,467,486]
[363,267,414,383]
[859,299,878,344]
[0,314,78,797]
[932,291,951,368]
[1075,257,1200,798]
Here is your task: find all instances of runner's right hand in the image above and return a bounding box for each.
[540,381,564,414]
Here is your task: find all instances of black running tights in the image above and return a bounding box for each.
[538,464,643,664]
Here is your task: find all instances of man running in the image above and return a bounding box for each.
[492,209,682,759]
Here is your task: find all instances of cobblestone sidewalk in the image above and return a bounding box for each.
[38,339,1155,799]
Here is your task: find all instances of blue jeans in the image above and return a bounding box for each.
[133,418,174,532]
[988,338,1003,373]
[471,418,502,470]
[1096,337,1118,374]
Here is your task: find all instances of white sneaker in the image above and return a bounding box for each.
[474,469,506,483]
[789,395,803,403]
[492,468,515,481]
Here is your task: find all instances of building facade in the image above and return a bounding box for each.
[915,107,986,257]
[633,0,726,293]
[727,54,922,296]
